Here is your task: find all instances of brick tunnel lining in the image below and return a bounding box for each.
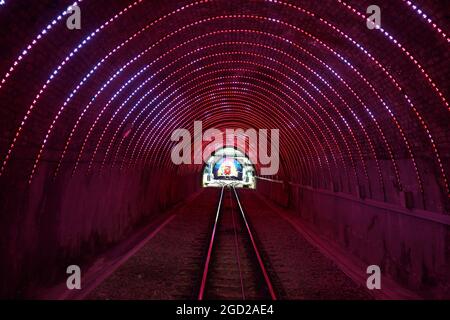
[0,0,449,298]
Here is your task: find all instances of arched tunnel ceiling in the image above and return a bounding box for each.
[0,0,449,210]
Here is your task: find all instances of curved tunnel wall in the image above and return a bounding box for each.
[0,0,448,297]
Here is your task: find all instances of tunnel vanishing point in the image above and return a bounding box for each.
[0,0,449,300]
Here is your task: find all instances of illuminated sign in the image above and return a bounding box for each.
[213,157,242,180]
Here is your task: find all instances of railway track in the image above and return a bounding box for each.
[198,185,276,300]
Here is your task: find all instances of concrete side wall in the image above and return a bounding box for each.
[257,178,450,298]
[0,164,200,298]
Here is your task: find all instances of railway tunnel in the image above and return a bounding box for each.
[0,0,449,300]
